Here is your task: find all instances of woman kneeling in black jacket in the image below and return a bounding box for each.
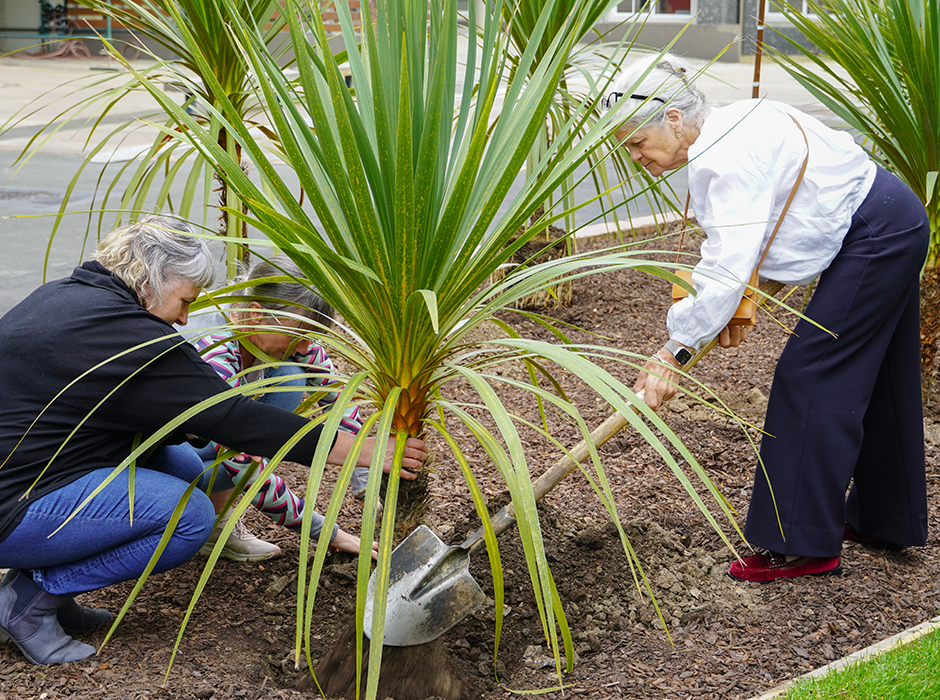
[0,215,425,665]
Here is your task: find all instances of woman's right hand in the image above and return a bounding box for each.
[633,350,681,411]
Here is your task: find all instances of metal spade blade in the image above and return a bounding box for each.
[363,525,486,646]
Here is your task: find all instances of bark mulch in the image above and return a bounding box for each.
[2,232,937,699]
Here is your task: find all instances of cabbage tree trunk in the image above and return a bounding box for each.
[921,262,940,408]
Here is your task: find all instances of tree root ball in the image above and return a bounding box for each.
[302,620,463,700]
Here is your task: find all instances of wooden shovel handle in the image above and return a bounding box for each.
[462,279,786,555]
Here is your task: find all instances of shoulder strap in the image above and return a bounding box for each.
[676,193,692,264]
[755,114,810,272]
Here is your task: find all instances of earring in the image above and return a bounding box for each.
[675,130,683,139]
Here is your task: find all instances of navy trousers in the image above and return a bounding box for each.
[744,168,930,558]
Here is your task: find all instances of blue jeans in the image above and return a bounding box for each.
[0,444,214,596]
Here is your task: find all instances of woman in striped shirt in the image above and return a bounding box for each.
[183,257,375,562]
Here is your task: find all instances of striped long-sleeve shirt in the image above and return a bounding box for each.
[193,329,362,434]
[186,322,366,535]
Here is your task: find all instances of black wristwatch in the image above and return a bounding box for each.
[664,339,692,366]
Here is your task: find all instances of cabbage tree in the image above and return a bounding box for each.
[91,0,744,696]
[1,0,289,278]
[769,0,940,394]
[499,1,689,241]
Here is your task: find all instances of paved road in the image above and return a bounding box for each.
[0,49,836,316]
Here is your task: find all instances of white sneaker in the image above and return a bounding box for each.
[198,517,282,562]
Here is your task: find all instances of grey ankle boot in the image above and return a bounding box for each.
[55,598,114,632]
[0,570,96,664]
[1,569,112,631]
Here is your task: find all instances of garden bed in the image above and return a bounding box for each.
[2,234,937,700]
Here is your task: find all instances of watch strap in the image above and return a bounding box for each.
[664,339,692,366]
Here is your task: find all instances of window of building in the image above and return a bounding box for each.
[614,0,694,15]
[767,0,837,18]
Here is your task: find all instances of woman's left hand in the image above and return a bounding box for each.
[329,433,426,479]
[381,436,427,477]
[718,324,751,347]
[634,351,681,411]
[356,435,427,479]
[329,528,379,560]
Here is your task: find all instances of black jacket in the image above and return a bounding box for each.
[0,262,331,542]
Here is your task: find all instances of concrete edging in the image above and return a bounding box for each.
[573,212,682,244]
[748,615,940,699]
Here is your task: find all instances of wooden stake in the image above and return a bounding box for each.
[753,0,767,98]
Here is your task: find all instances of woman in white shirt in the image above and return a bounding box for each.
[607,54,929,582]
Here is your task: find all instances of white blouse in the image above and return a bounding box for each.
[666,99,876,350]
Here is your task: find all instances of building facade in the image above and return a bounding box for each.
[597,0,815,62]
[0,1,814,62]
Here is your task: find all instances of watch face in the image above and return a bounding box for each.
[676,348,692,365]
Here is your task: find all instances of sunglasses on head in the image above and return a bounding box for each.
[602,91,666,110]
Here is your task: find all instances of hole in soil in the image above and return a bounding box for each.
[305,623,463,700]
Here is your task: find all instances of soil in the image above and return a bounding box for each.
[3,229,939,700]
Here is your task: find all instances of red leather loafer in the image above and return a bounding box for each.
[843,524,904,551]
[728,550,842,583]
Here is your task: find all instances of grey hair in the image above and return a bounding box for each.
[605,53,710,131]
[234,256,334,325]
[94,214,215,307]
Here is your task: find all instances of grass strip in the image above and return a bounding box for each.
[783,619,940,699]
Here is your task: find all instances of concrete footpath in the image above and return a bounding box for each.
[0,48,840,315]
